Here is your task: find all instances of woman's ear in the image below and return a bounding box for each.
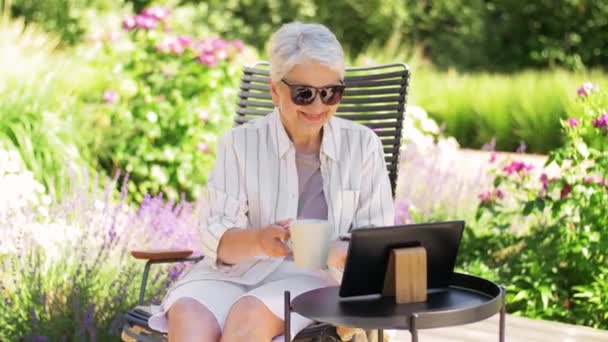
[269,79,280,106]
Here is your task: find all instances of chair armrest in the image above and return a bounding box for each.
[131,249,194,261]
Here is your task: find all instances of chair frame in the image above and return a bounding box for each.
[122,62,411,342]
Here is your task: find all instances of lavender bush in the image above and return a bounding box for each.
[395,105,487,223]
[0,151,204,340]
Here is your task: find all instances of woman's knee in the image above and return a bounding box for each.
[222,296,283,340]
[168,298,221,339]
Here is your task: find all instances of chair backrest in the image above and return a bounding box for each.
[234,62,411,197]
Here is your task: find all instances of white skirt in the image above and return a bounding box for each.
[148,259,337,341]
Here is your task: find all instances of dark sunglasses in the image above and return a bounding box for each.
[281,79,346,106]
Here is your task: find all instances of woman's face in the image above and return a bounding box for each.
[270,61,343,137]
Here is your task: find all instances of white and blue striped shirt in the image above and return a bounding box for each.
[196,108,394,284]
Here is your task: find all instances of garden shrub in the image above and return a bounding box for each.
[466,82,608,328]
[90,5,254,203]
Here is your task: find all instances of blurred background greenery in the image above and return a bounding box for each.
[2,1,608,339]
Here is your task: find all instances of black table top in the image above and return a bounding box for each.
[291,273,504,330]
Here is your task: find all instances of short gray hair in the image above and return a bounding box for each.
[268,22,345,82]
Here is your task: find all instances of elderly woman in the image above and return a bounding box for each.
[149,22,394,341]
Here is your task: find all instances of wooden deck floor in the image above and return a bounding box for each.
[391,314,608,342]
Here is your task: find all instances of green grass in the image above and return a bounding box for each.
[350,35,608,153]
[410,69,608,153]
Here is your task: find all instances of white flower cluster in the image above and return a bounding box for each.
[0,145,50,219]
[402,105,459,155]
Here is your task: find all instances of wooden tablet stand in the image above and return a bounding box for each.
[382,246,427,304]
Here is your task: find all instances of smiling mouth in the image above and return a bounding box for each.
[298,110,325,122]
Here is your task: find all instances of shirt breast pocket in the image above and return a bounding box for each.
[336,190,360,236]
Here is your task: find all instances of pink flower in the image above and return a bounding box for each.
[577,82,599,97]
[177,36,193,48]
[141,6,171,20]
[196,142,210,153]
[197,53,217,67]
[156,37,185,55]
[135,15,158,30]
[479,191,493,204]
[584,175,604,185]
[494,189,504,199]
[489,152,498,163]
[103,90,120,104]
[122,15,137,30]
[503,161,534,175]
[196,109,209,122]
[540,173,549,190]
[566,118,579,127]
[592,113,608,129]
[233,39,244,51]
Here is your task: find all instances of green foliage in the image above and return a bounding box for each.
[463,84,608,328]
[6,0,122,45]
[403,0,608,71]
[410,68,608,152]
[0,16,100,196]
[89,7,249,203]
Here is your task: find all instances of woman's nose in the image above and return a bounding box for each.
[308,93,325,111]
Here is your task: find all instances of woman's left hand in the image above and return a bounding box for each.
[327,240,349,270]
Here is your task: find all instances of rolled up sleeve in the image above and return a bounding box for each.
[200,131,248,268]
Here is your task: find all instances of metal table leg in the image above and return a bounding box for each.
[499,286,506,342]
[409,313,419,342]
[285,291,291,342]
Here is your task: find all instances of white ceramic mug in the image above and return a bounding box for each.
[290,219,333,270]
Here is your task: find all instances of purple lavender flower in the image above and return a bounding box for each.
[592,113,608,129]
[577,82,600,97]
[103,90,119,104]
[393,198,412,224]
[482,138,496,151]
[516,141,527,153]
[566,118,579,127]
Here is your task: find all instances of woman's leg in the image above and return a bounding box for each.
[168,298,221,342]
[222,261,336,341]
[221,296,284,342]
[149,279,246,342]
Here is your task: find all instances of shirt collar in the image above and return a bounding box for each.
[268,107,341,161]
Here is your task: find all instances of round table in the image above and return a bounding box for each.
[285,272,506,342]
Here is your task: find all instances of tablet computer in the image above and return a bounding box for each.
[339,220,465,298]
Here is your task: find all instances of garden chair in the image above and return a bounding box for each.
[121,62,411,342]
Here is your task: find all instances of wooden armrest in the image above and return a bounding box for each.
[130,249,194,261]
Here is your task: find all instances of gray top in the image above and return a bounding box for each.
[296,151,328,220]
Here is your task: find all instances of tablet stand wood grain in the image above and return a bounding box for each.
[382,247,427,303]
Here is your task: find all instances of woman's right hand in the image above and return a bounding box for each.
[256,219,292,257]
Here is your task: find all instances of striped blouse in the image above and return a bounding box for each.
[195,108,394,284]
